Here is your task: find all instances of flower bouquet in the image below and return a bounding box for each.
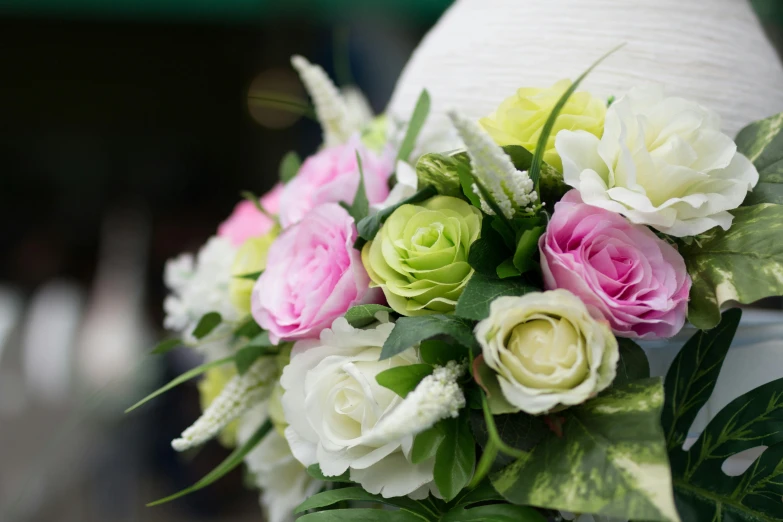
[130,45,783,522]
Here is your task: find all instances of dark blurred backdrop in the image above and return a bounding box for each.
[0,1,781,522]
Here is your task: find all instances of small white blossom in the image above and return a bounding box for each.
[364,361,467,446]
[291,55,354,147]
[163,236,238,358]
[172,358,277,452]
[449,110,538,218]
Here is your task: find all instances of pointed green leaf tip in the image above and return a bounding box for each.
[492,378,680,522]
[375,364,433,398]
[279,150,301,183]
[737,111,783,206]
[396,89,431,163]
[192,311,222,339]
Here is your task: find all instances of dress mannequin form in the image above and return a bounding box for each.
[389,0,783,145]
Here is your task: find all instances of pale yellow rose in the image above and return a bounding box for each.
[229,228,278,315]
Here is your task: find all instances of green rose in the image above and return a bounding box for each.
[362,195,482,316]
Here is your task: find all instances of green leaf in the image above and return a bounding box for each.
[297,509,426,522]
[457,159,483,209]
[682,203,783,329]
[234,333,277,375]
[511,226,545,274]
[343,151,370,223]
[376,364,434,398]
[233,271,263,281]
[240,190,266,213]
[396,89,431,163]
[528,44,624,189]
[467,218,511,276]
[147,420,271,506]
[419,339,469,366]
[279,150,301,183]
[343,304,394,328]
[450,481,505,509]
[415,153,464,198]
[234,317,263,338]
[660,309,742,451]
[192,311,222,339]
[661,309,783,521]
[441,504,546,522]
[614,338,650,386]
[737,112,783,206]
[495,258,520,279]
[125,355,234,413]
[356,185,437,244]
[502,145,567,203]
[470,410,549,469]
[492,378,679,522]
[294,487,433,518]
[435,409,476,502]
[381,315,479,360]
[306,464,351,483]
[455,272,535,321]
[411,424,446,464]
[151,338,180,355]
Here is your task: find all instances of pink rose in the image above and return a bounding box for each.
[217,184,283,246]
[540,190,690,339]
[278,136,393,228]
[251,203,380,343]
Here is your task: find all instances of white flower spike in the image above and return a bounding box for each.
[172,358,277,452]
[291,55,354,147]
[363,360,467,446]
[448,110,538,218]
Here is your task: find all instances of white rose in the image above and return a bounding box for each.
[555,85,759,237]
[280,316,437,498]
[238,405,322,522]
[475,290,618,415]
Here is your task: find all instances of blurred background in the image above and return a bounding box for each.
[0,1,781,521]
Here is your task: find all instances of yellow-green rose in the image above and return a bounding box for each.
[198,365,239,447]
[362,195,482,316]
[229,228,278,315]
[475,290,618,415]
[479,80,606,171]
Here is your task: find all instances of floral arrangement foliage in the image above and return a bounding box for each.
[128,50,783,522]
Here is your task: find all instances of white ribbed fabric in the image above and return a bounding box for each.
[388,0,783,144]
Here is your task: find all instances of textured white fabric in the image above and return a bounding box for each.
[388,0,783,145]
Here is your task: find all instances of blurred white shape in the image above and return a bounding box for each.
[0,286,25,416]
[0,286,23,369]
[20,280,85,405]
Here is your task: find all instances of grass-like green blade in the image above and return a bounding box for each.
[247,91,316,120]
[147,420,272,507]
[125,355,234,413]
[528,43,625,188]
[396,89,431,163]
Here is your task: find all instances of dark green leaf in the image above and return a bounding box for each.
[450,481,505,509]
[457,159,483,209]
[234,341,277,375]
[737,112,783,206]
[455,273,535,321]
[279,150,301,183]
[661,308,742,451]
[411,423,446,464]
[298,509,426,522]
[441,504,546,522]
[492,379,678,521]
[381,315,479,360]
[490,217,516,250]
[294,487,432,518]
[470,410,549,469]
[528,44,624,188]
[343,151,370,223]
[125,355,234,413]
[511,226,545,274]
[396,89,431,163]
[467,218,510,276]
[419,339,469,366]
[356,185,437,243]
[306,464,351,483]
[233,271,263,281]
[234,317,263,339]
[343,304,394,328]
[502,145,568,203]
[614,338,650,386]
[435,410,476,502]
[147,420,272,506]
[495,258,520,279]
[240,190,265,212]
[192,312,222,339]
[151,338,180,355]
[415,153,464,198]
[376,364,434,398]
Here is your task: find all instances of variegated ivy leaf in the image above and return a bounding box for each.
[682,203,783,330]
[737,112,783,206]
[663,309,783,521]
[491,378,680,522]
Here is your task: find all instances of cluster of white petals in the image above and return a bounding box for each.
[449,110,538,218]
[163,236,239,358]
[291,55,355,147]
[172,358,277,452]
[363,360,466,446]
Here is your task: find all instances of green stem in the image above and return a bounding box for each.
[481,392,527,460]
